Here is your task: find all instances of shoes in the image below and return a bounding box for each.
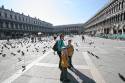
[60,78,63,81]
[68,65,74,69]
[68,66,71,69]
[70,64,74,68]
[60,79,70,82]
[63,79,70,82]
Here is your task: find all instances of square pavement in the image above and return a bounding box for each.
[10,50,96,83]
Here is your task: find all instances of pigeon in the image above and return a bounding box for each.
[4,44,10,49]
[27,49,28,52]
[87,51,91,54]
[2,54,6,57]
[12,46,16,48]
[21,51,25,56]
[89,42,94,45]
[95,55,99,59]
[22,65,26,71]
[17,50,21,53]
[0,53,2,55]
[1,50,3,52]
[90,52,95,56]
[43,50,46,54]
[35,48,39,51]
[118,73,125,82]
[17,57,22,62]
[76,49,79,52]
[76,43,78,47]
[11,53,16,56]
[88,51,100,59]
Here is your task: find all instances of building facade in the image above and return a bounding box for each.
[54,24,84,35]
[84,0,125,36]
[0,6,53,39]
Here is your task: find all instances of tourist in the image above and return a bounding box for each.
[82,35,85,42]
[67,39,74,68]
[60,47,70,82]
[56,34,65,69]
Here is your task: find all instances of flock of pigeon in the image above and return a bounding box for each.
[0,37,53,72]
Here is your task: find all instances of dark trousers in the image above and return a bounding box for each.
[60,68,68,80]
[68,56,73,67]
[57,51,61,69]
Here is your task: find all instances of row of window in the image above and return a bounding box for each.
[0,10,51,27]
[87,0,125,27]
[0,21,52,32]
[91,12,125,27]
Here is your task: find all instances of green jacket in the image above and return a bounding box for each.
[57,40,65,52]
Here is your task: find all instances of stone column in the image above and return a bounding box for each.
[19,24,22,30]
[115,29,119,34]
[13,23,16,29]
[8,22,11,28]
[122,28,124,34]
[2,22,6,28]
[110,28,114,34]
[18,24,20,30]
[102,28,104,34]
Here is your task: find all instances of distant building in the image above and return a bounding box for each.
[0,6,53,39]
[84,0,125,36]
[0,5,85,39]
[54,24,84,34]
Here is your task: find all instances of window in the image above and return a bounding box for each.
[0,12,1,16]
[10,15,12,19]
[124,12,125,20]
[15,15,17,20]
[120,14,123,21]
[26,18,27,22]
[23,17,24,21]
[0,21,2,28]
[5,13,7,18]
[6,22,8,28]
[19,16,21,21]
[11,23,14,28]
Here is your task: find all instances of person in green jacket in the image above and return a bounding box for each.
[56,34,70,82]
[56,34,65,69]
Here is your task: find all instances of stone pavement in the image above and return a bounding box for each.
[1,35,125,83]
[1,36,107,83]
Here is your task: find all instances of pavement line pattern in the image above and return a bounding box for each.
[83,52,106,83]
[35,63,90,69]
[2,50,52,83]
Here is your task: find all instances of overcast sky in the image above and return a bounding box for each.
[0,0,109,25]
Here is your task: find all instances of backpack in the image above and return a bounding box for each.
[52,41,58,51]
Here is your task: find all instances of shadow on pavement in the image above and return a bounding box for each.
[61,71,79,83]
[69,68,96,83]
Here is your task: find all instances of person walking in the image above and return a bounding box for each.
[60,47,70,82]
[56,34,65,70]
[53,34,58,55]
[67,40,74,68]
[52,34,70,82]
[53,34,57,41]
[82,35,85,42]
